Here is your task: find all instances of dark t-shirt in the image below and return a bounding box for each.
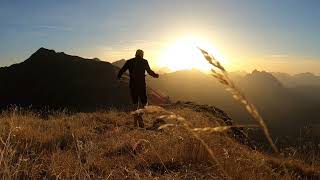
[117,57,157,88]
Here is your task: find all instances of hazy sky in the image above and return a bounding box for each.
[0,0,320,74]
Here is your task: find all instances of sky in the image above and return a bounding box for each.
[0,0,320,74]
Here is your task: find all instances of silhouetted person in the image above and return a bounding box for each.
[117,49,159,127]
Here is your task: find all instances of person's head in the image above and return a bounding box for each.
[135,49,144,58]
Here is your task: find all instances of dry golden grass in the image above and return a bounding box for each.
[0,105,318,179]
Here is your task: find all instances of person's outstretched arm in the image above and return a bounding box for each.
[145,61,159,78]
[117,61,129,79]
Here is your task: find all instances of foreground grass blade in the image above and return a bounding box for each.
[198,47,279,153]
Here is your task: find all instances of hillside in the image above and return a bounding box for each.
[0,103,319,179]
[0,48,130,111]
[0,48,168,111]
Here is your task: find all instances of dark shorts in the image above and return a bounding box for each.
[130,85,147,105]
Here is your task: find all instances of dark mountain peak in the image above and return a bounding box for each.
[26,47,60,63]
[244,70,283,87]
[31,47,79,59]
[30,48,102,63]
[25,47,84,65]
[33,47,56,56]
[250,70,276,79]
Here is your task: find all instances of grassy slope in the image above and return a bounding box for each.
[0,104,319,179]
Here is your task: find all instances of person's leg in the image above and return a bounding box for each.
[130,87,139,127]
[137,86,147,128]
[133,104,139,127]
[140,86,148,108]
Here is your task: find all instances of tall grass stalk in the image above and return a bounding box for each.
[198,47,279,153]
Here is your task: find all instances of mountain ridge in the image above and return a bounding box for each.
[0,48,168,111]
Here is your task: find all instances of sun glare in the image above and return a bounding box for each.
[157,37,226,73]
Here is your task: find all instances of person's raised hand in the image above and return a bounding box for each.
[154,74,159,78]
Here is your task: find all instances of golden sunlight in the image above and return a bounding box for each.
[156,37,226,72]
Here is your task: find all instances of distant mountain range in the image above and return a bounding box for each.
[272,72,320,87]
[0,48,168,111]
[147,69,320,139]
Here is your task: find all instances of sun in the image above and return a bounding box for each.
[157,37,225,73]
